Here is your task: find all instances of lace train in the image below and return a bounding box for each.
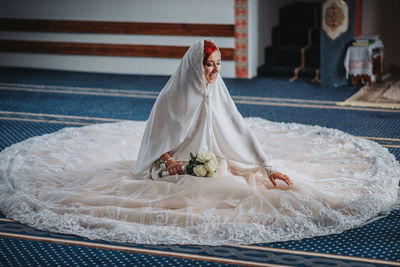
[0,118,399,245]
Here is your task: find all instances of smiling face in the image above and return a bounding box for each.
[203,50,221,84]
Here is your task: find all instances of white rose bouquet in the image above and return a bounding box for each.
[156,149,218,178]
[186,149,218,177]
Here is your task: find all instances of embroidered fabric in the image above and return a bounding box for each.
[188,39,204,74]
[0,118,399,245]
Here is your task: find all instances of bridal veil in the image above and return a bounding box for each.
[133,39,275,178]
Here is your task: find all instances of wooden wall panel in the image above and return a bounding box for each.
[0,40,235,60]
[0,18,235,37]
[354,0,362,37]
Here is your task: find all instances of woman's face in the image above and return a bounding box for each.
[204,51,221,84]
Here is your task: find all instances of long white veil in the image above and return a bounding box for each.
[132,39,276,178]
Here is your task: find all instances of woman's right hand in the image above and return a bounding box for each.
[268,172,293,187]
[167,160,184,175]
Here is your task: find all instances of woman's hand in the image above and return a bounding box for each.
[269,172,293,187]
[159,152,184,175]
[166,159,184,175]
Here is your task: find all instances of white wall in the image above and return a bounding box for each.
[0,0,234,23]
[247,0,258,78]
[0,0,236,77]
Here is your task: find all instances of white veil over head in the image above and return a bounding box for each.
[133,39,275,178]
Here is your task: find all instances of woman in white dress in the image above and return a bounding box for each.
[132,39,293,187]
[0,39,398,245]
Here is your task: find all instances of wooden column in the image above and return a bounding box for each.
[354,0,363,37]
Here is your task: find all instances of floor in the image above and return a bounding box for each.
[0,67,399,266]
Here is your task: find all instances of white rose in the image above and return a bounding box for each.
[204,159,218,173]
[159,163,166,171]
[206,171,218,178]
[193,165,207,177]
[196,149,212,163]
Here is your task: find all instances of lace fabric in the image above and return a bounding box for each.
[0,118,399,245]
[188,39,204,74]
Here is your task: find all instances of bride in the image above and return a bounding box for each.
[132,39,292,186]
[0,39,399,245]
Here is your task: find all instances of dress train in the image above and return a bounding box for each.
[0,118,398,245]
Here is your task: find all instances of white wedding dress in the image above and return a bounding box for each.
[0,39,399,245]
[0,119,399,245]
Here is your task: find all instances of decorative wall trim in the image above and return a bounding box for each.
[322,0,349,40]
[0,18,235,37]
[0,40,235,60]
[234,0,248,78]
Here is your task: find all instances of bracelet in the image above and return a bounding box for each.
[164,158,174,166]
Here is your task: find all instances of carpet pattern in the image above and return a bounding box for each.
[0,67,399,266]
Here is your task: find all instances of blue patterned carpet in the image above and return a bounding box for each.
[0,67,399,266]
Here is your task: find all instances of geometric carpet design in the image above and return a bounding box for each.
[0,67,399,266]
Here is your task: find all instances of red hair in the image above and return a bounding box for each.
[203,40,218,65]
